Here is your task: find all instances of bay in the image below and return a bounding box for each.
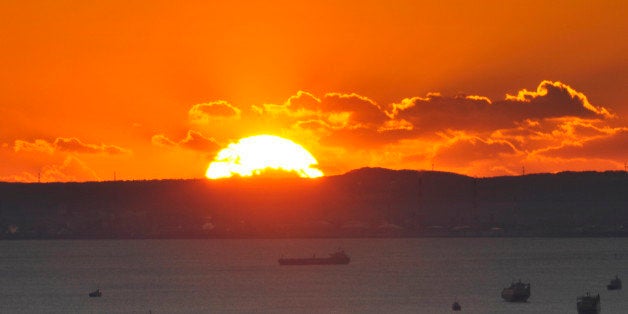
[0,238,626,313]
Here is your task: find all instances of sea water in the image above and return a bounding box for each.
[0,238,626,313]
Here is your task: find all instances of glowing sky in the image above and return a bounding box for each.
[1,1,626,182]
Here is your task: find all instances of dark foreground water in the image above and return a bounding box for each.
[0,238,626,313]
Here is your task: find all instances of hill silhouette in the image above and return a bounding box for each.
[0,168,626,238]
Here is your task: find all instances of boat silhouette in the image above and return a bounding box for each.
[577,292,600,314]
[451,301,461,311]
[606,275,622,290]
[501,280,530,302]
[278,249,350,265]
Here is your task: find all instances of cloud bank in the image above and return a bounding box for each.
[3,80,625,182]
[192,80,625,177]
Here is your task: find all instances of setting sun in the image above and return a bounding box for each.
[205,135,324,179]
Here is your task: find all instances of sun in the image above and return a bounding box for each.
[205,135,324,179]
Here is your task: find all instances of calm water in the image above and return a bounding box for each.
[0,238,626,313]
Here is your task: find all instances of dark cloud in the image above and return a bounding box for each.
[250,81,620,159]
[320,93,388,127]
[490,117,621,154]
[179,130,221,152]
[504,80,613,118]
[434,134,519,168]
[253,92,392,149]
[540,128,628,161]
[182,80,624,175]
[391,94,498,133]
[319,127,388,149]
[53,138,130,154]
[264,91,387,128]
[391,81,614,136]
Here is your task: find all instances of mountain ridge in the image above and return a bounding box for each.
[0,168,626,238]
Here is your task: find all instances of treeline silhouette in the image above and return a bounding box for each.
[0,168,626,239]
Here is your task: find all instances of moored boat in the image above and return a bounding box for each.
[577,292,600,314]
[501,280,530,302]
[607,275,622,290]
[451,301,461,311]
[278,249,350,265]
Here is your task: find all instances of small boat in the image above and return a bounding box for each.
[278,249,350,265]
[607,275,622,290]
[88,289,102,297]
[501,280,530,302]
[451,301,461,311]
[577,292,600,314]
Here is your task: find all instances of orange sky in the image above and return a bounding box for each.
[1,0,627,182]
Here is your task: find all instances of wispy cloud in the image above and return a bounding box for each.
[14,139,55,154]
[53,138,130,154]
[152,130,220,153]
[14,137,130,155]
[189,100,241,123]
